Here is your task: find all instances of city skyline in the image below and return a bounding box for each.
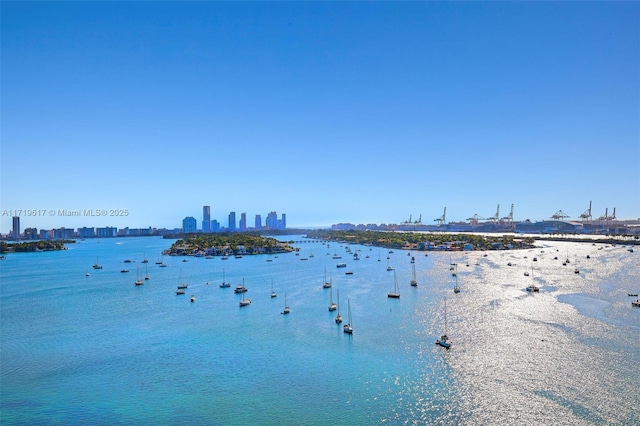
[2,2,639,233]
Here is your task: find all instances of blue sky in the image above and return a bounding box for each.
[2,1,639,232]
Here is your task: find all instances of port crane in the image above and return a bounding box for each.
[434,207,446,225]
[486,204,500,222]
[402,214,422,225]
[466,214,485,225]
[579,201,592,222]
[597,207,616,221]
[500,204,514,222]
[550,210,570,220]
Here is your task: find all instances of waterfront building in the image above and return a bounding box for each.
[239,213,247,232]
[182,216,197,233]
[515,220,584,234]
[11,216,20,240]
[53,228,75,240]
[96,227,118,238]
[203,206,211,233]
[228,212,236,232]
[77,227,95,238]
[255,214,262,230]
[118,227,153,237]
[23,227,39,240]
[39,229,54,239]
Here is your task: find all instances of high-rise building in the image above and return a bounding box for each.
[239,213,247,232]
[281,213,286,230]
[228,212,236,232]
[203,206,211,233]
[24,227,38,240]
[183,216,197,233]
[266,211,278,229]
[255,214,262,229]
[12,216,20,240]
[212,220,220,232]
[78,227,95,238]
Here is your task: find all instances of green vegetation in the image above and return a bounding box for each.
[167,233,295,256]
[0,240,73,253]
[304,230,536,250]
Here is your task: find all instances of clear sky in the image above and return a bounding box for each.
[2,1,639,232]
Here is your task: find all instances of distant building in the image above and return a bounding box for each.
[266,211,278,229]
[239,213,247,232]
[118,227,153,236]
[211,219,220,232]
[182,216,197,233]
[203,206,211,233]
[515,220,584,234]
[24,227,39,240]
[96,227,118,238]
[54,227,75,239]
[228,212,236,232]
[11,216,20,240]
[78,227,95,238]
[255,214,262,229]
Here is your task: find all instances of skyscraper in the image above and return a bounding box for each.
[202,206,211,233]
[183,216,197,233]
[255,214,262,229]
[239,213,247,232]
[266,211,278,229]
[228,212,236,232]
[12,216,20,240]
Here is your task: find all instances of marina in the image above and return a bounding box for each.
[1,235,639,424]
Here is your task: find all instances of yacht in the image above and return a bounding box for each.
[436,297,452,349]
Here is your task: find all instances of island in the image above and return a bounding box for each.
[303,229,537,251]
[0,240,73,253]
[165,233,295,256]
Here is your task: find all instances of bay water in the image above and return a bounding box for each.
[1,236,638,425]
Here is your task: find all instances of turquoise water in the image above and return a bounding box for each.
[1,236,639,425]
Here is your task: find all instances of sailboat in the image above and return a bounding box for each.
[335,289,343,324]
[526,266,540,292]
[144,263,150,280]
[388,271,400,298]
[177,269,188,290]
[134,267,144,286]
[410,261,418,287]
[234,279,248,293]
[92,257,102,269]
[323,267,332,288]
[219,268,231,288]
[328,286,337,311]
[386,257,394,271]
[453,265,461,293]
[435,296,452,348]
[270,280,277,298]
[141,252,148,263]
[176,269,186,295]
[281,292,290,314]
[343,298,353,334]
[239,278,251,306]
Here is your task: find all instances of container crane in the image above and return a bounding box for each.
[500,204,514,222]
[551,210,570,220]
[434,207,446,225]
[579,201,592,222]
